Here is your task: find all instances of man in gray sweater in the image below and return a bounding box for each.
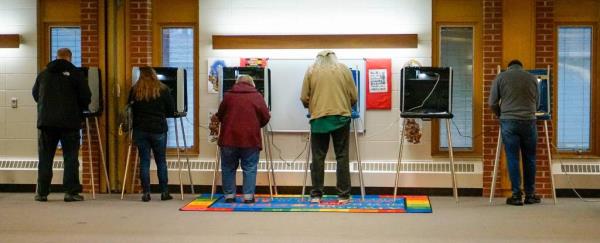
[489,59,541,206]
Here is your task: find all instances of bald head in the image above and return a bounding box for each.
[56,48,72,62]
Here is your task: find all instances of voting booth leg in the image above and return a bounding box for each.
[544,120,557,204]
[352,119,366,201]
[301,134,311,201]
[210,146,221,200]
[85,118,96,199]
[445,119,459,203]
[130,150,139,193]
[262,128,274,200]
[95,117,111,194]
[264,129,278,195]
[489,129,503,205]
[120,133,134,200]
[393,119,407,201]
[179,118,195,195]
[174,119,184,200]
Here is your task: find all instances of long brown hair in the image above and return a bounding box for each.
[132,66,166,102]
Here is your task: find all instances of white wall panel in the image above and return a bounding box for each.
[198,0,433,161]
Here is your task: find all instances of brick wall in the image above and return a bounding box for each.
[80,0,102,193]
[483,0,555,198]
[533,0,555,198]
[128,0,153,193]
[482,0,503,197]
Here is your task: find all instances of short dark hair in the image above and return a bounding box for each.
[508,59,522,67]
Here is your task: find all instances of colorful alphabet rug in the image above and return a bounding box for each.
[180,194,432,213]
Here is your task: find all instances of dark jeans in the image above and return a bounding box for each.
[37,128,82,196]
[500,119,537,196]
[310,122,351,199]
[133,130,169,194]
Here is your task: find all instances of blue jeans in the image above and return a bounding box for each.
[133,130,169,194]
[500,119,537,196]
[220,146,260,200]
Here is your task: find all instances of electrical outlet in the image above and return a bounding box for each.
[10,97,18,108]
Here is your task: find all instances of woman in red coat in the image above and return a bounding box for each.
[216,75,270,203]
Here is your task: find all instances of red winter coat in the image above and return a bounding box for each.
[216,82,270,150]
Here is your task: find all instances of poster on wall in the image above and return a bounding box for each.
[240,57,268,67]
[207,58,238,94]
[366,58,392,109]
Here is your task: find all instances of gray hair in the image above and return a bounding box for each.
[313,49,338,69]
[236,74,255,87]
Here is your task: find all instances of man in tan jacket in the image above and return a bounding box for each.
[300,50,358,204]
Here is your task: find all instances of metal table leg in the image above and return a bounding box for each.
[173,118,184,200]
[544,120,557,204]
[393,119,407,201]
[352,119,365,201]
[85,118,96,199]
[95,117,111,194]
[489,129,502,205]
[301,134,311,201]
[445,119,458,203]
[179,118,195,194]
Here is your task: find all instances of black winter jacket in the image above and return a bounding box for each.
[32,59,91,129]
[129,88,175,134]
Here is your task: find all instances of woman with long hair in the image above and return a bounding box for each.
[130,66,175,202]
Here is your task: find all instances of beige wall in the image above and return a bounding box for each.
[197,0,438,164]
[0,0,37,159]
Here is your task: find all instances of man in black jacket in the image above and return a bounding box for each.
[32,48,91,202]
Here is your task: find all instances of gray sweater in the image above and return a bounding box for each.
[488,65,538,120]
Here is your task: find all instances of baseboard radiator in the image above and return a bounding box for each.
[2,159,599,188]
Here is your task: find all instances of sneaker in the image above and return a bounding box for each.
[224,197,236,203]
[309,197,321,203]
[141,193,151,202]
[160,192,173,201]
[506,195,523,206]
[64,193,84,202]
[243,198,255,204]
[34,195,48,202]
[524,194,541,204]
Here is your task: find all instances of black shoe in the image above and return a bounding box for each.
[243,198,255,204]
[506,195,523,206]
[524,194,541,204]
[141,193,151,202]
[35,195,48,202]
[224,198,235,203]
[160,192,173,201]
[64,193,84,202]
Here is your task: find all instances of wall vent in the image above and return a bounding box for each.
[0,160,63,170]
[165,160,479,174]
[559,163,600,175]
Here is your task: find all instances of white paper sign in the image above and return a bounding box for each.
[368,69,388,93]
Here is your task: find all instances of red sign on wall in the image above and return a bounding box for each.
[366,58,392,110]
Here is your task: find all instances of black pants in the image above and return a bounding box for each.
[310,123,351,199]
[37,128,82,196]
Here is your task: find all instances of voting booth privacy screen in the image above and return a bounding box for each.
[218,67,271,108]
[78,67,102,117]
[400,67,453,116]
[132,67,187,118]
[527,69,551,120]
